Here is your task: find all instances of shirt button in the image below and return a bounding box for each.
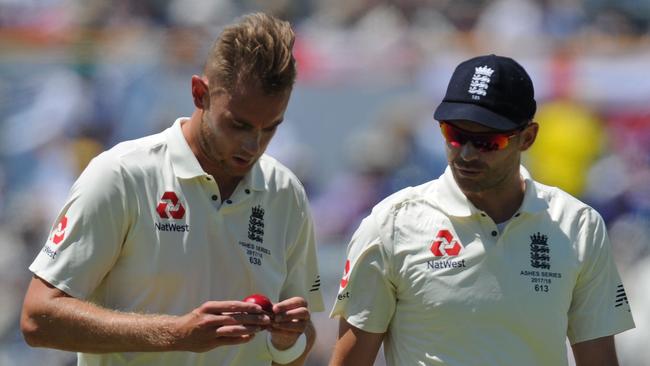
[491,230,498,237]
[245,189,251,194]
[211,195,218,201]
[226,199,232,204]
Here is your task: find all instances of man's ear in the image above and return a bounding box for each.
[191,75,209,109]
[519,122,539,152]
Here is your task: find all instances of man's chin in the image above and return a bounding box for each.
[452,172,486,193]
[456,181,485,194]
[227,162,255,176]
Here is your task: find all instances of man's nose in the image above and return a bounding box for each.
[458,142,480,161]
[242,133,261,154]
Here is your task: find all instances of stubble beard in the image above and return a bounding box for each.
[452,157,519,195]
[454,171,507,194]
[197,112,251,180]
[197,113,229,175]
[450,157,505,194]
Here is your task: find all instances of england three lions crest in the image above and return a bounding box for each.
[248,205,265,243]
[529,232,550,270]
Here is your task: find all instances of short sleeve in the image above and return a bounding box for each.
[279,189,324,312]
[329,212,396,334]
[29,153,131,300]
[567,209,635,344]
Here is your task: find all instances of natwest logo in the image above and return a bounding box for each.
[430,229,463,257]
[156,191,185,219]
[340,260,351,288]
[50,215,68,245]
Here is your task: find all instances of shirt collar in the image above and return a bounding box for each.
[436,166,476,217]
[166,118,267,191]
[436,165,548,217]
[245,157,267,191]
[518,167,549,214]
[166,118,205,179]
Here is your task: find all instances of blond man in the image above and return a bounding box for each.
[22,13,323,366]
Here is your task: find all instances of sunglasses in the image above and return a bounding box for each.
[439,121,526,152]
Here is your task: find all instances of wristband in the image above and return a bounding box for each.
[266,333,307,364]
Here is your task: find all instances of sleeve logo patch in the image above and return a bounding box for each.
[340,260,350,289]
[50,215,68,245]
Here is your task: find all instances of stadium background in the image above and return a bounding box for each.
[0,0,648,365]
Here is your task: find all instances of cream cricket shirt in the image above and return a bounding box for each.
[330,166,635,366]
[30,118,324,366]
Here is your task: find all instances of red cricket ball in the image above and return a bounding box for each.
[243,293,273,313]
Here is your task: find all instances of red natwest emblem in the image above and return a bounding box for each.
[156,191,186,219]
[51,215,68,245]
[430,229,463,257]
[340,260,351,288]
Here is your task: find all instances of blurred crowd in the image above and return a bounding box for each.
[1,0,649,365]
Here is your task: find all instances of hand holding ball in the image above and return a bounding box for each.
[243,294,307,363]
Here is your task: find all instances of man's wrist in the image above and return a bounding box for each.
[266,333,306,364]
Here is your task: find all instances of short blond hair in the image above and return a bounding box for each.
[204,12,296,95]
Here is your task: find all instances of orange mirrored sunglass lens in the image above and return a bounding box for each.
[439,122,512,152]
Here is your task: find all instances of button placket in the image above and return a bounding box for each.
[231,187,253,204]
[203,175,221,207]
[217,186,253,211]
[476,212,499,246]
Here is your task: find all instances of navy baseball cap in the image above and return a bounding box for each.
[434,54,536,131]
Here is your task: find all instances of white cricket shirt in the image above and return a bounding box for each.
[30,118,324,366]
[330,166,635,366]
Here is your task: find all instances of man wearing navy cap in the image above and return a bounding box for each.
[329,54,635,366]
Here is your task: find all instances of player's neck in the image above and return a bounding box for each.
[182,113,240,201]
[464,175,526,224]
[212,175,239,201]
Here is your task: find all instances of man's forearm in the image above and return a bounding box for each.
[22,295,179,353]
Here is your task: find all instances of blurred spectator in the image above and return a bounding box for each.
[311,126,400,244]
[583,109,650,275]
[266,119,318,195]
[525,98,606,197]
[311,95,446,244]
[99,25,205,144]
[474,0,547,55]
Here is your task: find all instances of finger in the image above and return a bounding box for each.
[269,319,307,334]
[273,308,310,323]
[230,312,272,326]
[215,334,256,347]
[272,297,307,313]
[210,313,271,327]
[268,328,296,338]
[200,300,266,315]
[216,324,263,337]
